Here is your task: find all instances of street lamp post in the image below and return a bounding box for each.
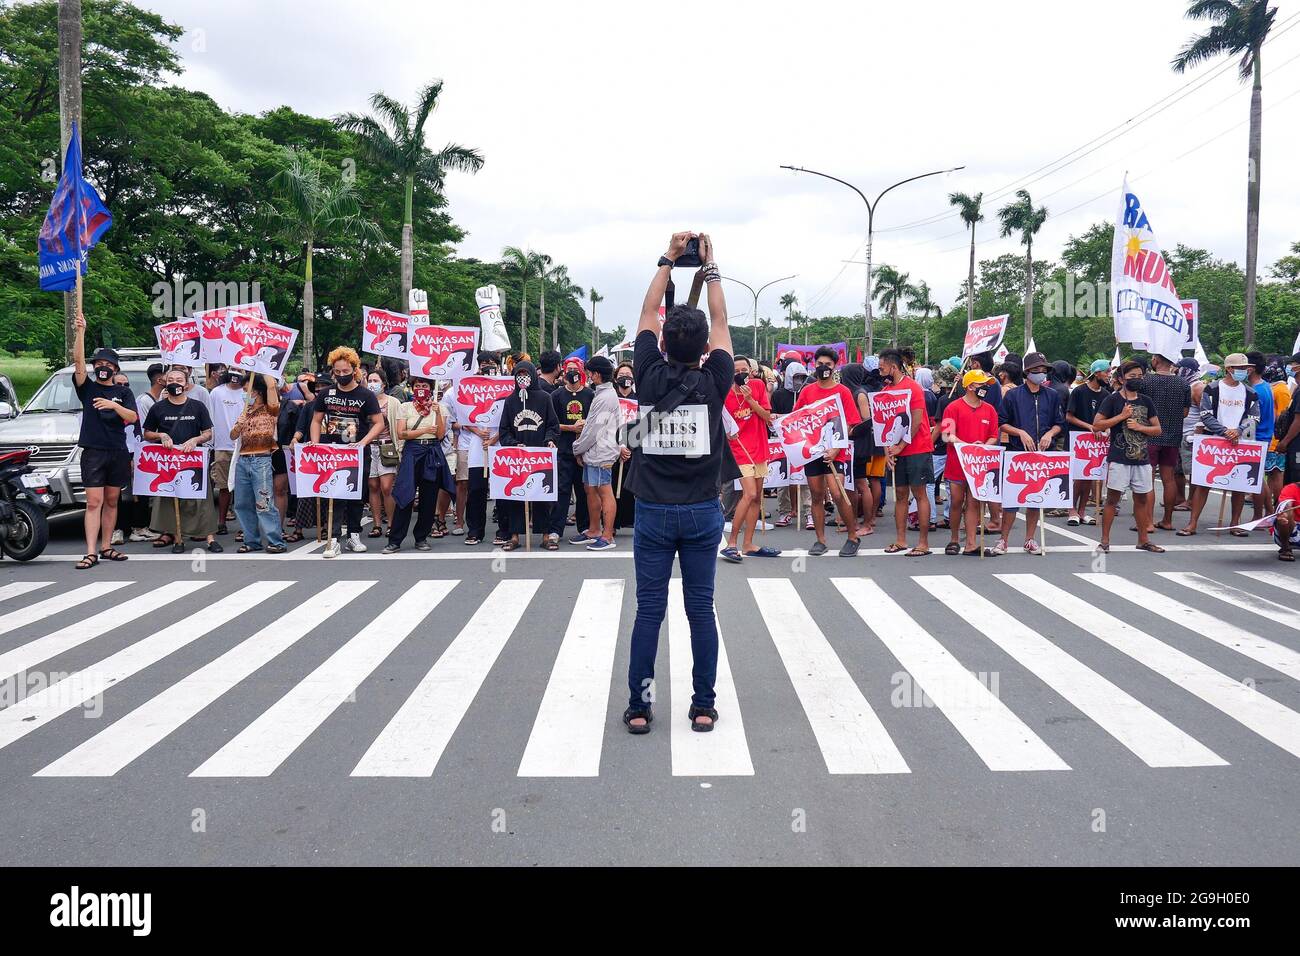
[721,274,797,360]
[779,164,964,355]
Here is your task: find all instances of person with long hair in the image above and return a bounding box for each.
[384,376,453,553]
[365,367,402,539]
[230,372,286,554]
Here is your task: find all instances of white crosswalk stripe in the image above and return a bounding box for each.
[0,581,53,603]
[0,581,208,684]
[1078,573,1300,682]
[835,577,1069,772]
[668,578,753,776]
[518,579,624,777]
[1001,574,1300,760]
[191,579,457,777]
[749,578,909,774]
[36,581,376,777]
[354,579,541,777]
[1237,569,1300,598]
[1157,571,1300,632]
[0,581,131,639]
[0,581,289,752]
[916,576,1226,768]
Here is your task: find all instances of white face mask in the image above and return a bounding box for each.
[368,382,382,393]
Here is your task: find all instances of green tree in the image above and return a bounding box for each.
[949,191,984,328]
[998,189,1049,350]
[1172,0,1277,349]
[588,288,603,350]
[907,280,941,364]
[499,246,545,354]
[779,291,798,335]
[335,82,483,310]
[872,264,910,346]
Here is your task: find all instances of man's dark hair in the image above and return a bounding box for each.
[1151,353,1173,370]
[733,354,750,365]
[1119,359,1145,379]
[661,304,710,364]
[814,345,839,364]
[997,363,1024,386]
[879,347,903,369]
[900,346,916,367]
[539,350,562,374]
[1245,350,1266,374]
[146,363,166,385]
[587,356,614,382]
[477,350,500,366]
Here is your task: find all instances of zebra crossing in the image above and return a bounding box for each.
[0,566,1298,782]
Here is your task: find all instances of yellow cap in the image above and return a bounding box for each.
[962,369,994,389]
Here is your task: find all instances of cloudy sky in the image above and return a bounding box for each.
[141,0,1300,338]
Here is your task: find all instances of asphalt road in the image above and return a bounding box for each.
[0,498,1296,866]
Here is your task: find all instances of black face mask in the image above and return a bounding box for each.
[815,365,834,381]
[974,386,989,401]
[566,371,582,384]
[516,377,530,390]
[335,372,354,386]
[226,374,244,387]
[94,366,113,382]
[479,366,497,376]
[165,383,185,396]
[734,373,749,387]
[616,377,632,389]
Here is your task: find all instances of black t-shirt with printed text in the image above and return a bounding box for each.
[312,384,382,444]
[143,397,212,446]
[1097,390,1158,465]
[629,329,732,505]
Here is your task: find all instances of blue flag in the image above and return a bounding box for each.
[564,345,588,362]
[38,122,112,292]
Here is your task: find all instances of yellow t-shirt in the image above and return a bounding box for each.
[1271,381,1293,452]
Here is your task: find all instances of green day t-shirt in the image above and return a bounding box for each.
[629,329,733,504]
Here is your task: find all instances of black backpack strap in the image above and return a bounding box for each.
[651,369,704,415]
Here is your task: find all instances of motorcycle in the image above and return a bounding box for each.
[0,448,56,561]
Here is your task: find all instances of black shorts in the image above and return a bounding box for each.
[893,452,934,487]
[272,448,288,477]
[852,450,869,480]
[80,446,132,488]
[804,457,847,479]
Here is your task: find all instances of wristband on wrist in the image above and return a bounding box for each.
[658,255,676,268]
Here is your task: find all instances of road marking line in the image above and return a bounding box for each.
[0,581,289,753]
[518,579,624,777]
[669,579,753,776]
[191,579,457,777]
[749,578,908,774]
[1238,569,1300,598]
[0,581,208,684]
[0,581,131,638]
[0,581,53,603]
[835,577,1068,771]
[919,575,1225,768]
[36,581,375,777]
[1013,510,1097,545]
[1157,571,1300,632]
[999,574,1300,760]
[1079,573,1300,682]
[353,579,541,777]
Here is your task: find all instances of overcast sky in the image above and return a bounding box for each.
[140,0,1300,338]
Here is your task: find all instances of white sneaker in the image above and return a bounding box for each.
[323,539,341,559]
[345,533,367,553]
[110,529,125,545]
[128,528,158,542]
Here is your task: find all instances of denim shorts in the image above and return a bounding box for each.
[584,463,613,486]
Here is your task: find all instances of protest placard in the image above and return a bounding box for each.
[489,446,558,501]
[132,444,209,498]
[1001,450,1071,508]
[293,444,363,500]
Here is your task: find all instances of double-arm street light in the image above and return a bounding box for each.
[779,164,964,355]
[722,274,798,360]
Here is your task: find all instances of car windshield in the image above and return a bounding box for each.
[23,371,149,413]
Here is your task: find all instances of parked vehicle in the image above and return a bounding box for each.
[0,448,56,560]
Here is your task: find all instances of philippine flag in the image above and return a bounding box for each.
[1110,176,1187,362]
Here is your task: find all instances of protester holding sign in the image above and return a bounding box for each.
[547,358,593,547]
[496,360,559,551]
[310,347,386,557]
[718,355,777,562]
[142,369,220,553]
[383,376,453,553]
[228,373,284,554]
[207,367,249,536]
[838,363,877,537]
[796,346,861,556]
[1094,361,1164,554]
[613,360,638,532]
[1179,353,1260,537]
[878,348,931,557]
[1065,360,1111,525]
[940,370,1001,555]
[1132,354,1191,533]
[994,351,1063,555]
[625,232,731,735]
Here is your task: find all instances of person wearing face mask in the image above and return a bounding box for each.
[612,361,638,532]
[310,346,386,557]
[71,311,139,569]
[364,368,402,539]
[1065,360,1112,526]
[207,365,250,536]
[994,351,1064,556]
[536,351,562,394]
[718,355,777,562]
[572,356,622,551]
[1178,353,1259,537]
[547,359,594,547]
[280,372,315,542]
[939,369,1001,556]
[384,376,453,553]
[449,353,505,545]
[796,345,862,557]
[229,373,284,553]
[119,363,168,544]
[772,360,810,529]
[170,364,208,406]
[877,348,932,557]
[496,360,560,551]
[1094,361,1164,554]
[142,368,220,553]
[1275,353,1300,490]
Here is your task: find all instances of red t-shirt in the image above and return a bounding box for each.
[941,398,1000,481]
[1279,482,1300,513]
[795,381,862,462]
[725,382,770,467]
[892,376,934,456]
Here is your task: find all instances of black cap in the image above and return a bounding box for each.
[1022,351,1049,372]
[90,347,120,370]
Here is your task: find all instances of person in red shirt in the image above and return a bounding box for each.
[879,347,935,556]
[720,356,777,561]
[940,369,1001,555]
[1275,481,1299,561]
[795,346,861,557]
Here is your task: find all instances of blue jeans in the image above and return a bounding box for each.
[233,454,284,549]
[627,499,724,710]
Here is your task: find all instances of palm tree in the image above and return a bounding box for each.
[268,148,383,368]
[1173,0,1277,349]
[335,81,484,309]
[545,264,584,351]
[779,292,798,334]
[589,288,604,351]
[500,246,545,354]
[998,189,1049,351]
[873,265,911,347]
[907,280,941,365]
[949,191,984,328]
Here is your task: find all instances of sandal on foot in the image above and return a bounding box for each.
[905,547,932,557]
[237,544,262,554]
[501,539,521,552]
[1175,528,1197,537]
[944,542,961,555]
[688,705,718,733]
[1136,542,1166,553]
[1229,529,1250,538]
[542,536,560,551]
[284,531,304,543]
[623,706,653,735]
[1280,550,1295,562]
[883,543,908,554]
[98,547,129,562]
[75,554,99,570]
[152,534,176,549]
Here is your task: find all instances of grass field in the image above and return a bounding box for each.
[0,355,53,405]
